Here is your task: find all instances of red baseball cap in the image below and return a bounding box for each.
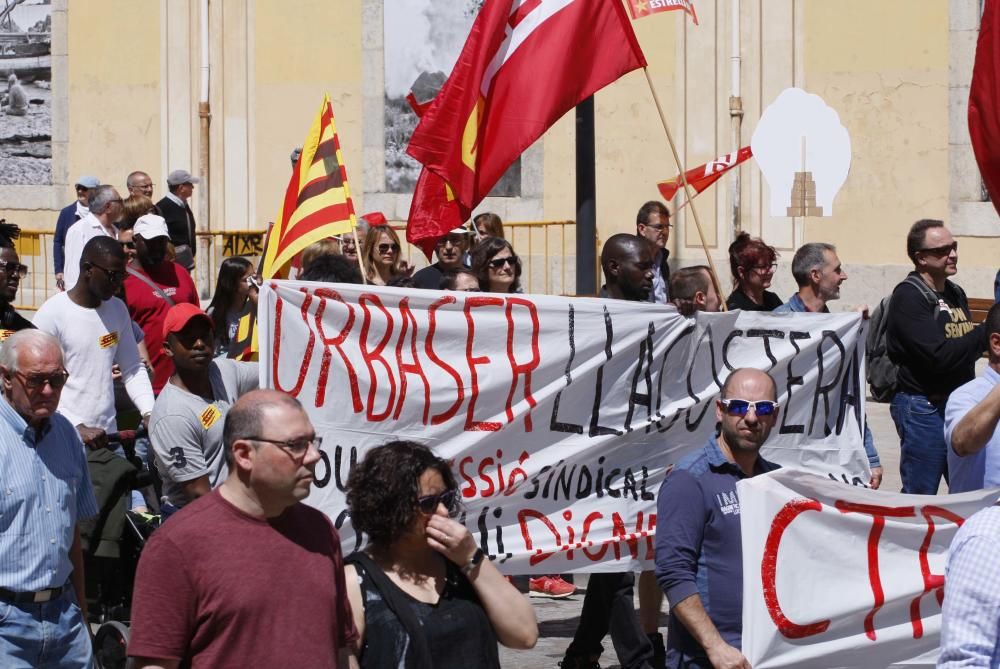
[162,303,213,339]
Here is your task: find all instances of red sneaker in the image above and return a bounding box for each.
[529,575,577,598]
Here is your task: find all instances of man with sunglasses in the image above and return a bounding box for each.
[129,390,358,668]
[0,330,99,668]
[53,175,100,292]
[33,236,156,451]
[887,219,986,494]
[123,215,199,395]
[150,304,258,517]
[656,368,781,669]
[412,226,472,289]
[0,232,35,339]
[636,200,672,304]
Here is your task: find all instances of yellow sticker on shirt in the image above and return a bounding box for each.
[200,404,222,430]
[98,331,119,349]
[0,330,14,342]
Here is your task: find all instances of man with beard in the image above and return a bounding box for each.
[561,233,657,669]
[149,304,258,517]
[123,215,199,395]
[656,368,781,669]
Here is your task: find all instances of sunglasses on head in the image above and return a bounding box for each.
[488,255,517,269]
[719,398,779,417]
[378,243,400,254]
[416,489,458,515]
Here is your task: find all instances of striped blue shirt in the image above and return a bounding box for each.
[0,393,98,592]
[939,505,1000,667]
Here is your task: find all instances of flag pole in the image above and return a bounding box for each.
[353,220,368,285]
[643,67,727,311]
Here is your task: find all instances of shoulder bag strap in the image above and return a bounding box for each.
[345,551,435,669]
[126,265,176,307]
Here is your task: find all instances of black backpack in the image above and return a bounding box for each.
[866,276,960,402]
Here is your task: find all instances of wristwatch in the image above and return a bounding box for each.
[461,548,486,575]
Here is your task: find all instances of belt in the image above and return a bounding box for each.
[0,584,66,604]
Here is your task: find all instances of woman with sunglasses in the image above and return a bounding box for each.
[205,257,259,358]
[471,237,522,294]
[344,441,537,668]
[361,225,412,286]
[726,232,783,311]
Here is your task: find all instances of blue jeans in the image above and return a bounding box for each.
[0,589,92,668]
[890,392,948,494]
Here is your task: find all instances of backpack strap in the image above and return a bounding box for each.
[125,266,176,307]
[902,275,939,307]
[345,551,435,669]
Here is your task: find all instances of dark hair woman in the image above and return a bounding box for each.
[726,232,783,311]
[344,441,537,668]
[206,257,259,358]
[473,212,505,240]
[470,237,522,294]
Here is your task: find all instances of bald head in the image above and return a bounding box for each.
[721,368,777,401]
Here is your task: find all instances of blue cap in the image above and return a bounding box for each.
[75,176,100,189]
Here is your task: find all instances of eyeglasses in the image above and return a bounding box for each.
[334,236,357,249]
[377,243,400,254]
[248,435,323,460]
[436,235,467,248]
[918,242,958,257]
[119,241,136,250]
[107,198,124,205]
[719,398,779,417]
[488,255,517,269]
[643,223,672,231]
[750,263,778,274]
[86,262,125,283]
[13,369,69,390]
[0,261,28,278]
[416,489,459,515]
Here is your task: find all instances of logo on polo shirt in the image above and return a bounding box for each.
[0,329,13,342]
[716,490,740,516]
[200,404,221,430]
[98,331,119,348]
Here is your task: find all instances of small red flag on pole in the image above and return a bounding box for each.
[625,0,698,24]
[657,146,752,201]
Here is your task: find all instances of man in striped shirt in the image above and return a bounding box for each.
[0,330,99,668]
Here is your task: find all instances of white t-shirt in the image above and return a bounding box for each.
[33,292,154,432]
[62,214,117,290]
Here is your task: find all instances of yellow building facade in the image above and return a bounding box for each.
[0,0,994,306]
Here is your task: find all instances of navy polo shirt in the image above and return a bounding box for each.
[655,435,779,667]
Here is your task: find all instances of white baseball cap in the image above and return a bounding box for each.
[133,214,170,240]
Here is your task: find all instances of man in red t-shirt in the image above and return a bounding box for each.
[128,389,358,668]
[124,214,198,393]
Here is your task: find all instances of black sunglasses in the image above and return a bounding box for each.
[377,243,400,254]
[0,261,28,278]
[918,241,958,257]
[719,398,779,417]
[86,261,125,283]
[488,255,517,269]
[120,241,136,250]
[416,489,459,515]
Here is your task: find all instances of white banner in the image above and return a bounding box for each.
[259,281,869,573]
[740,470,1000,668]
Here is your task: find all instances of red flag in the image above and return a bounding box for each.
[970,0,1000,215]
[407,0,646,232]
[626,0,698,24]
[408,169,470,259]
[657,146,753,201]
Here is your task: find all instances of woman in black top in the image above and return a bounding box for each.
[726,232,783,311]
[343,441,537,668]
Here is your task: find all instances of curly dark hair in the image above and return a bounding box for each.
[346,440,458,548]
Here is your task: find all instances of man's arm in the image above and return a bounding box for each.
[69,526,88,623]
[948,383,1000,457]
[671,595,750,669]
[181,476,211,499]
[887,283,986,374]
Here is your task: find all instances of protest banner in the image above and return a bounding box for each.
[259,281,869,573]
[740,469,1000,668]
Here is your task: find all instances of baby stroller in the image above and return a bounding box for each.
[80,428,161,669]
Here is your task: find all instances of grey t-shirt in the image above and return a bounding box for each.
[150,359,259,507]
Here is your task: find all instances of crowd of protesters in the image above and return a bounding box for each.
[0,170,997,668]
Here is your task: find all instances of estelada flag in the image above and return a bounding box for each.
[970,0,1000,215]
[657,146,752,201]
[406,0,647,249]
[261,94,357,278]
[626,0,698,24]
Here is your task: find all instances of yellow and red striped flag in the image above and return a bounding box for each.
[261,94,357,278]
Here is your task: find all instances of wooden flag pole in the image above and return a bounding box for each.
[643,68,727,311]
[353,221,369,285]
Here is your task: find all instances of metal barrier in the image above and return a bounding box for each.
[12,220,588,311]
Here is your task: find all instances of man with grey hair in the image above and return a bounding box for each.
[54,175,100,291]
[773,242,846,313]
[126,171,155,199]
[0,329,98,668]
[62,184,122,290]
[155,170,200,272]
[129,389,357,667]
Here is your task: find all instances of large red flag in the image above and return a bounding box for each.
[970,0,1000,215]
[408,169,470,258]
[406,0,647,248]
[657,146,752,201]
